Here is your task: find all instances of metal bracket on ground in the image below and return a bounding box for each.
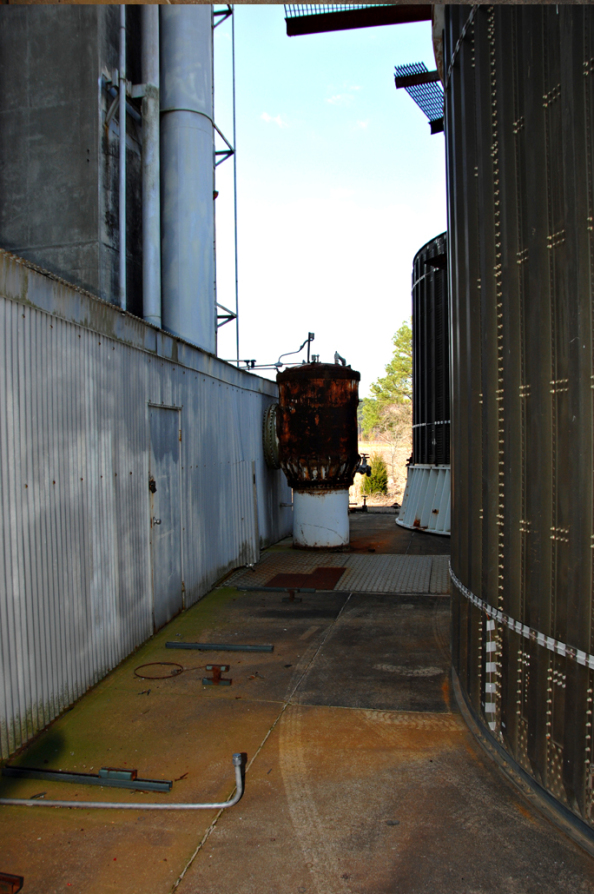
[2,766,172,793]
[238,585,314,594]
[203,665,232,686]
[166,642,273,653]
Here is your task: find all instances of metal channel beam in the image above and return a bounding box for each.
[2,766,172,793]
[286,5,431,36]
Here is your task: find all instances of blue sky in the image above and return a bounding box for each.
[213,4,446,396]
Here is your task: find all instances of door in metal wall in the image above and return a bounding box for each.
[149,406,182,631]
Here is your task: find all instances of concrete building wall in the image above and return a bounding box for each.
[0,249,292,760]
[0,6,143,311]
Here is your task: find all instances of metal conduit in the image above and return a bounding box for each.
[160,5,216,352]
[119,5,127,311]
[0,755,244,811]
[232,7,240,365]
[141,6,161,328]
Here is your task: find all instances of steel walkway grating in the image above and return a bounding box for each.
[227,553,450,595]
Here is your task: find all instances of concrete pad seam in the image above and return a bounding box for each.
[287,701,459,718]
[171,592,353,894]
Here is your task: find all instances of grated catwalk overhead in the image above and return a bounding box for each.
[394,61,444,122]
[284,4,432,35]
[285,4,387,16]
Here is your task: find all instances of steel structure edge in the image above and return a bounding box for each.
[452,669,594,860]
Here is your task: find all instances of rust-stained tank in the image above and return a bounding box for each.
[276,362,360,548]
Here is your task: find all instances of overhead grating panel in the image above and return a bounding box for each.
[285,4,387,16]
[285,4,432,36]
[394,61,444,122]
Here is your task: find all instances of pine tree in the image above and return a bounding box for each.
[361,319,412,439]
[362,453,389,495]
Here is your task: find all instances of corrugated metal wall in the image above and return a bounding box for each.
[446,5,594,831]
[0,250,291,759]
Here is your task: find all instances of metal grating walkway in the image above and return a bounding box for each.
[227,553,450,595]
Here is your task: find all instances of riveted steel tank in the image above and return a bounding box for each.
[412,232,449,467]
[276,363,360,548]
[446,3,594,845]
[397,232,451,535]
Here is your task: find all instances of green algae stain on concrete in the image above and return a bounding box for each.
[0,586,248,782]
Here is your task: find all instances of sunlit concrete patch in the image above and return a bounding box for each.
[175,705,468,894]
[3,512,590,894]
[0,583,352,894]
[228,553,449,595]
[349,512,451,556]
[373,664,443,676]
[342,554,432,593]
[175,704,594,894]
[430,555,450,593]
[0,694,281,894]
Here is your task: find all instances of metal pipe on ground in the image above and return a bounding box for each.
[141,6,161,328]
[166,642,274,652]
[0,755,244,811]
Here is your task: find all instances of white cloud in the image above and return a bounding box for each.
[260,111,288,128]
[356,120,370,130]
[326,93,354,107]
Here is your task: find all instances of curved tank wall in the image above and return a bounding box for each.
[397,232,451,535]
[445,4,594,836]
[412,232,450,466]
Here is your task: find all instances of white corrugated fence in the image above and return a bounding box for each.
[0,250,292,759]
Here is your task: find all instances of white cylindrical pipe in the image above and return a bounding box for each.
[232,8,239,365]
[0,755,244,811]
[293,490,350,549]
[142,6,161,328]
[160,5,215,352]
[119,5,126,311]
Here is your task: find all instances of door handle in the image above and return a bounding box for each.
[153,518,161,526]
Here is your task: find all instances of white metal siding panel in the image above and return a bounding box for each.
[0,253,291,759]
[396,464,451,536]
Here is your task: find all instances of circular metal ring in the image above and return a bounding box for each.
[134,662,184,680]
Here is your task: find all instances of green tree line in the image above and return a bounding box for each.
[360,319,412,439]
[358,320,412,495]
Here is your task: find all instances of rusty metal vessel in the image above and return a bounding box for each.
[276,362,360,547]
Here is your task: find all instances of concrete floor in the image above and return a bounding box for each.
[1,514,594,894]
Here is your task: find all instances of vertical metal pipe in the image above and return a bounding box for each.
[142,6,161,328]
[119,6,127,312]
[232,6,239,366]
[160,5,216,353]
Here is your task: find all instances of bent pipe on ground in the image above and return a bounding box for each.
[0,754,244,811]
